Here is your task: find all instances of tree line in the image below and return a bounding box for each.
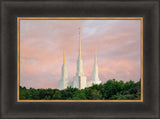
[20,79,141,100]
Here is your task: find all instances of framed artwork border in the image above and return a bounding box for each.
[1,0,159,119]
[17,17,143,103]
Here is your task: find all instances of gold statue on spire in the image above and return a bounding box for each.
[63,49,66,64]
[79,27,81,57]
[95,48,97,64]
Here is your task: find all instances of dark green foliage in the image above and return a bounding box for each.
[19,79,141,100]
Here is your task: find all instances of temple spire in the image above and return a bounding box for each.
[63,49,66,64]
[95,48,97,64]
[79,28,81,57]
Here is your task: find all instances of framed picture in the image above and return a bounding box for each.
[17,17,143,102]
[1,0,159,119]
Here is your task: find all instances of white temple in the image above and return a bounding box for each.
[58,50,68,90]
[58,28,101,90]
[72,28,87,89]
[91,49,101,85]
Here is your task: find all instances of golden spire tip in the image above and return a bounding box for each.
[63,49,66,64]
[79,27,81,57]
[95,48,97,64]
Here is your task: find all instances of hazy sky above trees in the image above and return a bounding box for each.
[20,19,141,89]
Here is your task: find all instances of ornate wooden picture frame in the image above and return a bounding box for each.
[1,0,159,118]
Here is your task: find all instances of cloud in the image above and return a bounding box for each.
[20,19,141,89]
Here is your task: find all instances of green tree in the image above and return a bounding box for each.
[72,90,87,100]
[19,79,141,100]
[52,90,62,99]
[90,89,102,100]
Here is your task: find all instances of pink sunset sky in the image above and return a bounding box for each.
[20,19,141,89]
